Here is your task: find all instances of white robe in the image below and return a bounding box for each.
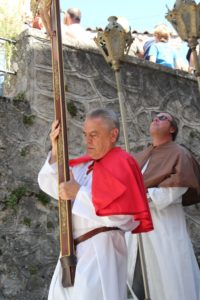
[38,154,139,300]
[127,186,200,300]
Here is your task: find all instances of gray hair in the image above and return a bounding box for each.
[86,108,120,138]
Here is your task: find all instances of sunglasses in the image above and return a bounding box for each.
[152,115,171,122]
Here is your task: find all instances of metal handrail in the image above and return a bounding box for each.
[0,69,16,75]
[0,37,16,44]
[0,38,17,76]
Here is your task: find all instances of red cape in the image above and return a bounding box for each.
[70,147,153,233]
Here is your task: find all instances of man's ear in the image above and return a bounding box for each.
[111,128,119,142]
[170,126,175,133]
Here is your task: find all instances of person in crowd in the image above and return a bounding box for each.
[62,7,95,44]
[63,7,81,26]
[38,108,153,300]
[148,24,181,69]
[32,11,44,30]
[127,111,200,300]
[129,35,144,58]
[114,17,143,58]
[143,37,155,60]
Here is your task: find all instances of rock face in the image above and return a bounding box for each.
[0,29,200,299]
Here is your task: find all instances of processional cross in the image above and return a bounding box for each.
[32,0,76,287]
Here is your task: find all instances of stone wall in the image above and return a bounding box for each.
[0,28,200,299]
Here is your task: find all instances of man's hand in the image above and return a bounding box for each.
[49,120,60,164]
[59,171,80,200]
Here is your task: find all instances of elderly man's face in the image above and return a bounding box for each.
[83,117,118,160]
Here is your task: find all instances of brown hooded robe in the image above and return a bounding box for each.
[134,141,200,206]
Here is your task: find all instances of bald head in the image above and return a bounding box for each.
[64,8,81,25]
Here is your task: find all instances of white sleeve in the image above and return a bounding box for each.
[148,187,188,210]
[38,152,58,200]
[72,186,139,232]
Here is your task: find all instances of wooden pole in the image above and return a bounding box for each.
[50,0,76,287]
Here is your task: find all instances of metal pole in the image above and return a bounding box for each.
[191,48,200,92]
[114,70,130,152]
[0,69,16,75]
[114,68,151,300]
[165,2,200,94]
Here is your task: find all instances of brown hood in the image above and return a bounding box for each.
[134,141,200,206]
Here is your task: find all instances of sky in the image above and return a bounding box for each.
[60,0,177,33]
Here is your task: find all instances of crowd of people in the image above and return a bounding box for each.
[19,3,200,74]
[21,5,95,44]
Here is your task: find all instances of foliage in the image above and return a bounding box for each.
[36,190,51,205]
[47,221,54,229]
[28,265,38,275]
[23,114,36,126]
[0,1,24,69]
[30,0,39,18]
[23,217,31,227]
[13,92,26,102]
[0,1,24,39]
[20,146,29,157]
[6,186,27,208]
[67,101,77,117]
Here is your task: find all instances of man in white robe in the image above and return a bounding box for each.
[127,112,200,300]
[38,108,153,300]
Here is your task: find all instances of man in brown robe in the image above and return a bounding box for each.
[128,112,200,300]
[136,112,200,205]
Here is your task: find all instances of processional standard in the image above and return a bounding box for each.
[36,0,76,287]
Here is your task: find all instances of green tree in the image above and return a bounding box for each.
[0,1,24,39]
[0,0,24,68]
